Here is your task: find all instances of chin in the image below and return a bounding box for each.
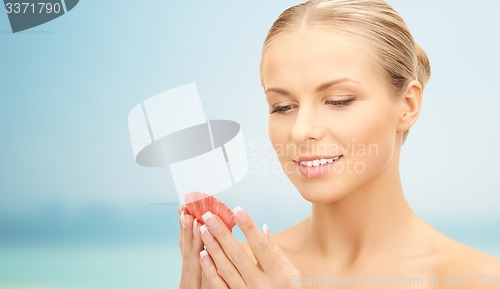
[287,174,353,204]
[284,162,384,205]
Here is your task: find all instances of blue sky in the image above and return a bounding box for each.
[1,0,499,221]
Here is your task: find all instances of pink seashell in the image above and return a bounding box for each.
[184,191,236,232]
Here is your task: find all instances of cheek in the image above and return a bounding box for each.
[346,111,393,144]
[268,118,289,157]
[339,101,398,169]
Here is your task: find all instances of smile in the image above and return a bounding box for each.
[295,155,343,178]
[298,156,341,167]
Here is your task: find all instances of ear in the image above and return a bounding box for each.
[397,80,423,133]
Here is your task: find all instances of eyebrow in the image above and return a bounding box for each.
[264,78,361,95]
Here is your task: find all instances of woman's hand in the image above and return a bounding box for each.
[198,207,302,289]
[178,206,204,289]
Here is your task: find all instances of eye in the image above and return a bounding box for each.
[325,98,356,108]
[270,104,297,114]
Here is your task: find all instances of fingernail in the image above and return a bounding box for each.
[263,223,273,244]
[200,250,212,267]
[180,211,186,229]
[178,205,182,216]
[193,219,198,238]
[200,224,215,243]
[233,206,247,224]
[202,212,219,229]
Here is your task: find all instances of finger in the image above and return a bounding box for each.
[261,224,296,273]
[200,250,229,289]
[178,207,187,289]
[202,212,261,283]
[200,224,247,288]
[180,210,194,260]
[180,211,196,287]
[178,206,187,252]
[186,218,204,289]
[178,207,184,253]
[232,207,282,273]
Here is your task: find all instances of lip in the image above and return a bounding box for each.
[295,155,342,163]
[295,155,343,178]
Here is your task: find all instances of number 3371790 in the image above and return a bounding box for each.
[5,2,61,14]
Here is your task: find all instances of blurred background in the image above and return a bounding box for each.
[1,1,499,288]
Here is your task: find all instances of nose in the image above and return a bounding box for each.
[290,103,325,143]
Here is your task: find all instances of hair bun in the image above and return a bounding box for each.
[415,42,431,90]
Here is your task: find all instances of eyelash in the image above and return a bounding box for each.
[270,104,297,114]
[325,99,355,107]
[270,98,356,114]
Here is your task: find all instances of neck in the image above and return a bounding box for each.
[303,154,420,267]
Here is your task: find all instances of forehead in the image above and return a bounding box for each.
[261,29,384,91]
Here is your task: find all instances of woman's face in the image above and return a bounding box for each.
[261,29,404,203]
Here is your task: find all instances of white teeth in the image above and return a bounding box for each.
[327,156,340,163]
[299,156,340,167]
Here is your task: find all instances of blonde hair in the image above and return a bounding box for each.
[261,0,431,143]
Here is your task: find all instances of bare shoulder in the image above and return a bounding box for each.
[437,239,500,271]
[434,238,500,289]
